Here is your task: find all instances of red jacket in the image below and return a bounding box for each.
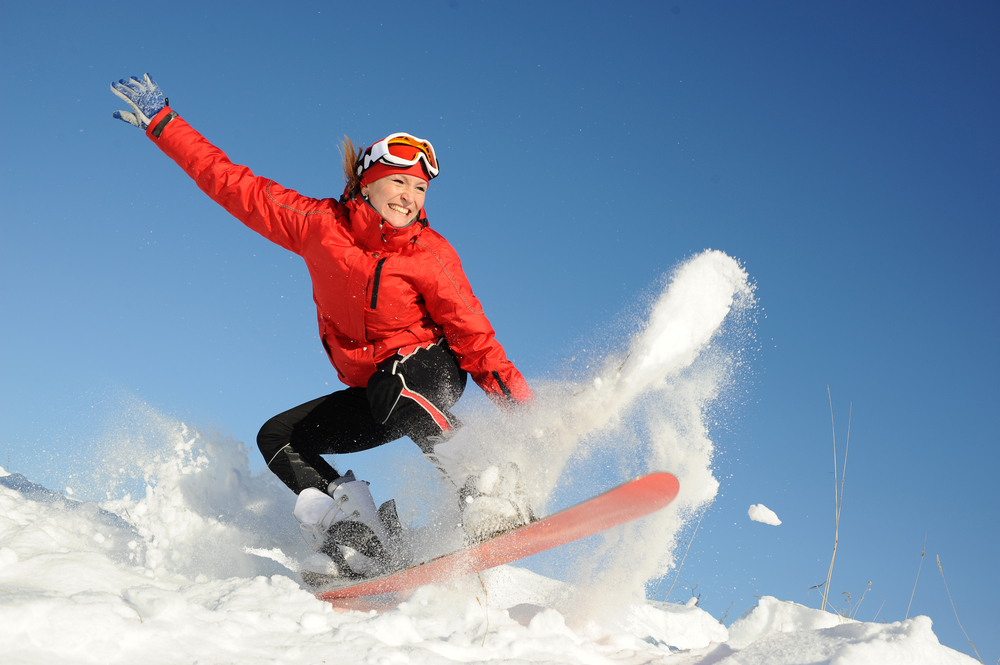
[146,107,533,406]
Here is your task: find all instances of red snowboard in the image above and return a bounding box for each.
[315,472,679,612]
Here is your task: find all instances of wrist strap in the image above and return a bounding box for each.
[151,110,178,138]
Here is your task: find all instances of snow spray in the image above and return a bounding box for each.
[437,249,756,622]
[60,398,301,581]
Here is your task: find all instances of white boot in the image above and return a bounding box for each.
[460,462,534,542]
[294,472,395,582]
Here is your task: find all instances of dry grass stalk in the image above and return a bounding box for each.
[849,582,871,620]
[656,499,713,602]
[905,534,927,620]
[821,388,851,613]
[477,570,489,647]
[936,555,984,664]
[872,595,888,623]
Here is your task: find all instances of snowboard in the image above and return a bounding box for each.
[313,471,679,612]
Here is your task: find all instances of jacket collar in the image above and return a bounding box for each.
[343,194,427,253]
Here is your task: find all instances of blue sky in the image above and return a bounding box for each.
[2,1,998,659]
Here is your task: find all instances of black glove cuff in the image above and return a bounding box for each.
[151,110,178,138]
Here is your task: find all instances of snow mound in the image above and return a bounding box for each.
[626,600,730,650]
[724,596,978,665]
[728,596,844,648]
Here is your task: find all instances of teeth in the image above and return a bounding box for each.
[388,204,409,214]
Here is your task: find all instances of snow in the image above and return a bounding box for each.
[748,504,781,526]
[0,251,978,663]
[0,473,975,665]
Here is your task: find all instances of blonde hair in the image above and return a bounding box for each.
[341,136,363,198]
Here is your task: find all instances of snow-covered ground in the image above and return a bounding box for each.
[0,462,975,664]
[0,251,978,663]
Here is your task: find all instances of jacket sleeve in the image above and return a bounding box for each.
[144,107,337,255]
[414,234,534,408]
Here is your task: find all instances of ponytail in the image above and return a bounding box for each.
[341,136,362,199]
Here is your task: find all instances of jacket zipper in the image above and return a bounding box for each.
[370,257,387,309]
[492,370,513,401]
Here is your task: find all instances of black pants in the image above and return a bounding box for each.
[257,341,467,494]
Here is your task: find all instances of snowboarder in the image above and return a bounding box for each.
[111,74,535,580]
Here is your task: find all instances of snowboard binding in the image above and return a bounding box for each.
[295,471,408,588]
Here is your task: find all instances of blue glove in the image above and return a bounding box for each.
[110,73,166,129]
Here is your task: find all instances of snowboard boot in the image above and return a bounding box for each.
[294,471,407,587]
[460,462,536,543]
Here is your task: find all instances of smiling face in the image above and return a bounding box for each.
[361,173,428,228]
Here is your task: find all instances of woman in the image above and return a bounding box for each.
[111,74,534,579]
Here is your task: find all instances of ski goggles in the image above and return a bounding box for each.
[357,133,439,180]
